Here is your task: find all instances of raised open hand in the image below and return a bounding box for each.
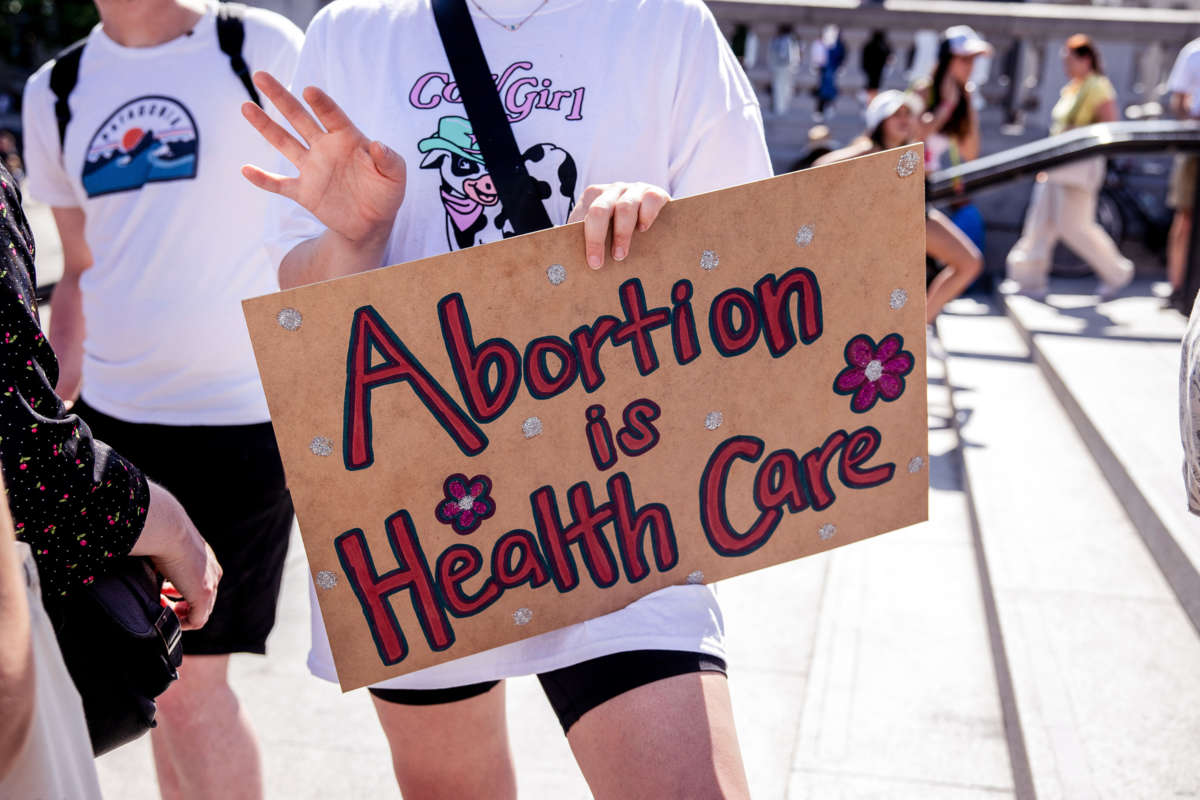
[241,71,406,245]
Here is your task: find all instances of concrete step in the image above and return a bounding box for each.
[776,343,1014,799]
[939,298,1200,800]
[1000,284,1200,638]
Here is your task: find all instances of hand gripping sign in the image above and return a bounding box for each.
[244,146,929,691]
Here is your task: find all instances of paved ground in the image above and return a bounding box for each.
[940,289,1200,800]
[21,199,1200,798]
[93,354,1015,800]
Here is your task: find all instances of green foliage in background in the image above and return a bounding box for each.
[1,0,100,71]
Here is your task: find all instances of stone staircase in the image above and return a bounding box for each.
[935,283,1200,800]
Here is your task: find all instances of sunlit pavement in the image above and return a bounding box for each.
[20,195,1200,798]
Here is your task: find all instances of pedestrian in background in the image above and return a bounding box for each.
[730,23,759,70]
[815,90,982,322]
[914,25,989,171]
[0,131,23,182]
[861,30,891,104]
[1005,34,1133,300]
[810,25,844,121]
[768,24,801,116]
[20,0,301,796]
[1166,36,1200,312]
[914,25,991,275]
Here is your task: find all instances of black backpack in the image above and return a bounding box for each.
[48,2,261,153]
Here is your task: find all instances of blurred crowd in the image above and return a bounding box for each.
[729,23,1200,315]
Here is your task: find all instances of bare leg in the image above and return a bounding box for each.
[926,208,983,323]
[567,672,750,800]
[1169,210,1193,291]
[371,681,517,800]
[1055,182,1133,292]
[151,654,262,800]
[1004,178,1058,296]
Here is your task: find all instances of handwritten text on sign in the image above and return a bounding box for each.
[244,146,929,691]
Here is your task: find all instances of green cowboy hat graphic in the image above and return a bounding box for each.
[418,116,485,164]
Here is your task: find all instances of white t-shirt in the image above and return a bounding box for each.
[21,3,303,425]
[273,0,773,689]
[1168,37,1200,117]
[0,545,102,800]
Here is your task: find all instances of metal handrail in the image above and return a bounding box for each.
[31,121,1200,305]
[927,119,1200,202]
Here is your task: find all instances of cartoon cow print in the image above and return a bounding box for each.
[418,116,577,251]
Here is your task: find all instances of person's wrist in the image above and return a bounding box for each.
[332,220,393,265]
[131,482,191,560]
[355,220,393,250]
[153,529,202,578]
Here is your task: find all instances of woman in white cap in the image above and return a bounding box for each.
[1005,34,1133,300]
[913,25,992,172]
[816,90,982,322]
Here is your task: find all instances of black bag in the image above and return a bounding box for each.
[48,557,183,756]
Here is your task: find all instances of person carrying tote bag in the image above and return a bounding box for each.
[1006,34,1134,300]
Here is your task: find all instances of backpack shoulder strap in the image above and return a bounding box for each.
[48,39,87,154]
[216,3,261,106]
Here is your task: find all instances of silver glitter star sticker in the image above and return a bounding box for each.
[277,307,303,331]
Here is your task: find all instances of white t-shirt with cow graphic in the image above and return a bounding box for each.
[21,3,303,425]
[270,0,774,689]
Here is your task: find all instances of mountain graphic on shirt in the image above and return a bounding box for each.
[81,95,199,198]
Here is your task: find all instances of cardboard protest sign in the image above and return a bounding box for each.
[244,145,929,691]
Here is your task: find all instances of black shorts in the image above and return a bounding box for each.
[75,399,294,656]
[369,649,727,734]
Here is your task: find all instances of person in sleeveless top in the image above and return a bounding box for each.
[1003,34,1133,301]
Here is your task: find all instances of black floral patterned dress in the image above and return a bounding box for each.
[0,163,149,599]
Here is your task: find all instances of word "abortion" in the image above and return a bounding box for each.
[343,268,824,468]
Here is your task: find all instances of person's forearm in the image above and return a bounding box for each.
[128,481,199,561]
[47,274,85,402]
[959,96,981,161]
[1169,92,1189,120]
[959,127,980,162]
[916,101,955,142]
[279,225,392,290]
[128,481,221,630]
[0,477,34,780]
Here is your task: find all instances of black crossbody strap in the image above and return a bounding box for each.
[217,3,262,107]
[49,39,87,154]
[430,0,552,235]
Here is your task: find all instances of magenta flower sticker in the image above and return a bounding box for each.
[435,474,495,535]
[834,333,914,413]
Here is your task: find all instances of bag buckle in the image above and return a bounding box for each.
[154,606,182,661]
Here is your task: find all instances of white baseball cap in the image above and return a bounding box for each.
[944,25,993,57]
[865,90,921,134]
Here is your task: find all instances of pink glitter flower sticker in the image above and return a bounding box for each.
[834,333,914,413]
[435,474,495,535]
